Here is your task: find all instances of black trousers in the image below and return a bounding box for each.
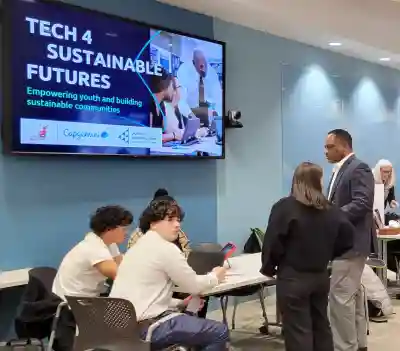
[277,267,333,351]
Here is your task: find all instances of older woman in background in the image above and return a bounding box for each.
[373,159,398,211]
[373,160,400,278]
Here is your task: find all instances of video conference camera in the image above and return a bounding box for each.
[225,110,243,129]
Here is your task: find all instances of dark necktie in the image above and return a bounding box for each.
[327,170,337,200]
[199,76,205,105]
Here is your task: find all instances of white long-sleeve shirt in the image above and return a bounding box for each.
[177,62,223,117]
[110,230,219,321]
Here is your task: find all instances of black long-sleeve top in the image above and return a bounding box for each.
[260,196,354,277]
[385,186,396,208]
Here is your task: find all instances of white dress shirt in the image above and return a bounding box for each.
[328,153,354,200]
[110,230,219,321]
[177,62,223,117]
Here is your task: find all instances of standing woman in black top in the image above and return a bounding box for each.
[261,162,354,351]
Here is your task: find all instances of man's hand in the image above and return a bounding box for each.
[390,200,399,208]
[212,266,227,283]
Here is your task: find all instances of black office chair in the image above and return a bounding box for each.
[15,267,66,351]
[65,296,149,351]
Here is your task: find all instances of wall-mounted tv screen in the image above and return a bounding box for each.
[2,0,225,159]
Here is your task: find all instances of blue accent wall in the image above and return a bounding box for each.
[0,0,215,338]
[214,19,400,246]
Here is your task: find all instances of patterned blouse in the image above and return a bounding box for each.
[127,227,191,257]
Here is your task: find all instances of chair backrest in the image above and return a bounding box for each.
[194,242,223,251]
[28,267,57,300]
[66,296,143,351]
[366,256,386,269]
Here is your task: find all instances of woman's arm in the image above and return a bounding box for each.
[388,186,396,203]
[260,200,289,277]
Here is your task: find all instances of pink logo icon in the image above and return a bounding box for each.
[38,126,48,139]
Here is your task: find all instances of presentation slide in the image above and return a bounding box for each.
[5,0,225,158]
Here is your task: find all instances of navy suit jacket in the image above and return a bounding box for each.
[328,155,375,256]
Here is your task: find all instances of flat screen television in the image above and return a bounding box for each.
[2,0,226,159]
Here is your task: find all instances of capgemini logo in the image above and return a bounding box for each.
[63,129,109,140]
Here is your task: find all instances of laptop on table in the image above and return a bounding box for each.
[163,117,201,147]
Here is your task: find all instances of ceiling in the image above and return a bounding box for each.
[157,0,400,70]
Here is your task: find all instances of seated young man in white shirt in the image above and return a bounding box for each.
[53,205,133,299]
[52,205,133,351]
[110,198,229,351]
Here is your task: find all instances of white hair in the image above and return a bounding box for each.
[372,159,395,188]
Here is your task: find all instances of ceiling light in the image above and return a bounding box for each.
[379,57,391,62]
[329,42,342,47]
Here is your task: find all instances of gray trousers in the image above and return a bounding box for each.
[330,257,367,351]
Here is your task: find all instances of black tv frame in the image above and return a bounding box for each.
[1,0,226,160]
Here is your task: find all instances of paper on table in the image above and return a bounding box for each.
[225,268,245,276]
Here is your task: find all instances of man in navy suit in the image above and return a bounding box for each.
[325,129,374,351]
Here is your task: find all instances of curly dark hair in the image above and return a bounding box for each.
[90,205,133,236]
[153,188,169,199]
[139,198,185,233]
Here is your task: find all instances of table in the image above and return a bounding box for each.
[175,253,280,332]
[377,231,400,290]
[0,268,30,290]
[174,253,273,296]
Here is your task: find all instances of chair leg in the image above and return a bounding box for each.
[231,297,238,330]
[395,257,400,284]
[48,301,67,351]
[362,284,370,336]
[258,288,268,326]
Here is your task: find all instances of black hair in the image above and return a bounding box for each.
[139,198,184,233]
[150,68,173,94]
[90,205,133,236]
[153,188,169,199]
[328,129,353,149]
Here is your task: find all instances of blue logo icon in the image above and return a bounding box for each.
[118,129,129,144]
[101,131,109,138]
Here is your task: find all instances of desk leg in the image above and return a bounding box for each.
[258,288,268,325]
[219,296,229,327]
[276,299,281,325]
[377,239,386,285]
[383,240,388,287]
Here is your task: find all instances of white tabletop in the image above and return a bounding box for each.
[175,253,274,296]
[0,268,30,290]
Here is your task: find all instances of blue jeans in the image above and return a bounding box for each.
[140,314,229,351]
